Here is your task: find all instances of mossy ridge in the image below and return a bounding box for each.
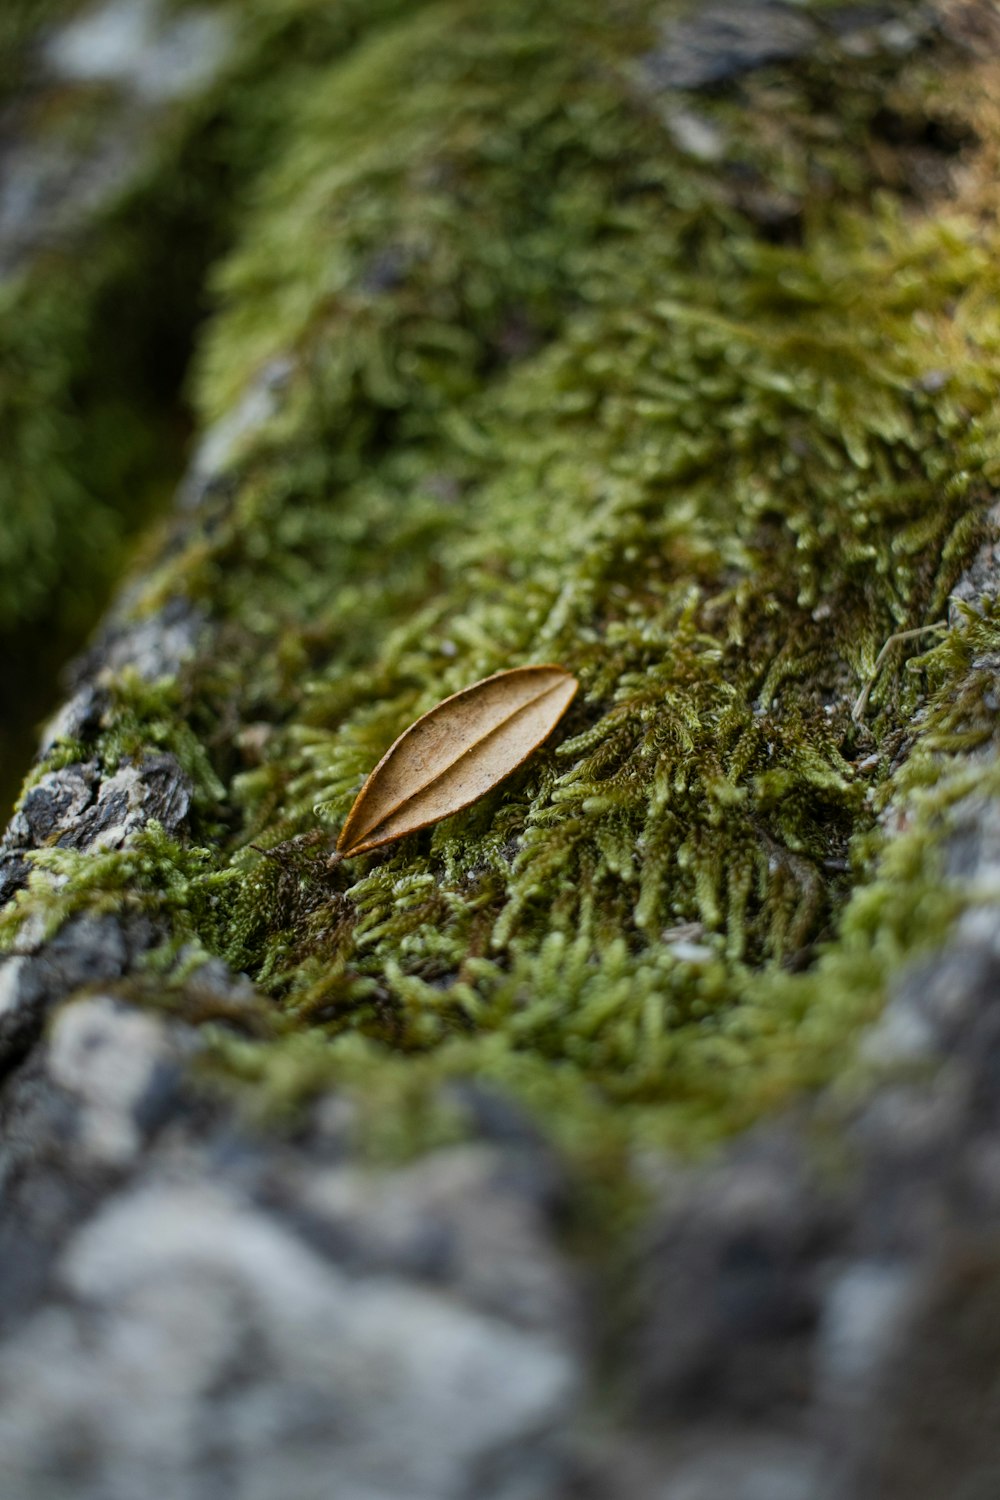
[0,0,442,813]
[215,217,990,1089]
[0,0,440,639]
[207,599,1000,1181]
[170,0,1000,1163]
[191,0,963,429]
[0,0,446,644]
[6,0,1000,1190]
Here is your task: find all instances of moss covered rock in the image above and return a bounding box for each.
[6,0,1000,1174]
[4,2,1000,1492]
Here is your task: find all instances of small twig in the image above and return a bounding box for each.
[249,842,286,863]
[248,830,329,867]
[851,622,948,725]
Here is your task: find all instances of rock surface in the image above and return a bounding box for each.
[0,0,233,277]
[0,991,581,1500]
[3,2,1000,1497]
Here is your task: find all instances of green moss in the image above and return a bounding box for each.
[6,0,1000,1211]
[0,1,74,101]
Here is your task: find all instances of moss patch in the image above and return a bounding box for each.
[6,0,1000,1209]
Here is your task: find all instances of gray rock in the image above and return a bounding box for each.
[624,934,1000,1498]
[0,113,142,278]
[46,996,186,1167]
[180,356,296,510]
[73,597,206,685]
[6,763,100,850]
[0,751,191,906]
[0,0,235,278]
[0,736,190,1060]
[0,984,193,1337]
[654,1437,823,1500]
[631,1126,839,1420]
[0,916,130,1064]
[662,108,728,163]
[814,1259,919,1409]
[642,2,934,95]
[71,754,192,852]
[0,947,582,1500]
[0,1137,579,1500]
[271,1144,578,1333]
[38,685,107,757]
[851,1246,1000,1500]
[644,4,820,92]
[950,503,1000,626]
[44,0,232,105]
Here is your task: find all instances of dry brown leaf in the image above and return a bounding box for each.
[335,665,579,858]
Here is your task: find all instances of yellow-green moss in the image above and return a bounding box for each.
[6,0,1000,1208]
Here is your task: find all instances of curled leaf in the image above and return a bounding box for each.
[336,665,579,858]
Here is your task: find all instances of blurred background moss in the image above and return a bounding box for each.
[0,0,420,813]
